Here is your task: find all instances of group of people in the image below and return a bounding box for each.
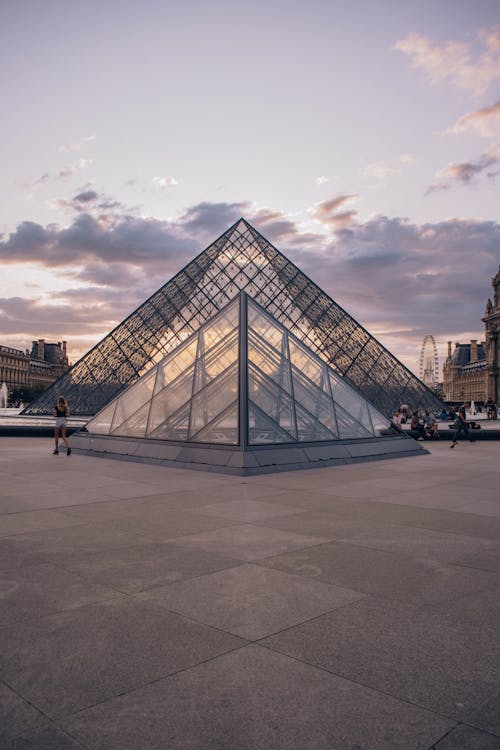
[393,401,478,447]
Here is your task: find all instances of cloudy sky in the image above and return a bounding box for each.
[1,0,499,376]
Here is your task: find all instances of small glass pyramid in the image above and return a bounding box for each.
[86,293,395,446]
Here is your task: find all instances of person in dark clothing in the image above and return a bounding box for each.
[53,396,71,455]
[450,402,475,448]
[410,410,426,441]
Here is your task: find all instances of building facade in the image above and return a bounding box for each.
[443,265,500,404]
[483,265,500,405]
[0,340,69,397]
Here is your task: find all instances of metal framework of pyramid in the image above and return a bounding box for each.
[25,218,443,419]
[71,293,427,475]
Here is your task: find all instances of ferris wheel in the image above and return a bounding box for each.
[419,334,439,387]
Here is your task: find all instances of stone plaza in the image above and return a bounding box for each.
[1,437,499,749]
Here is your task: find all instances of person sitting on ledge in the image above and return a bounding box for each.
[410,410,426,441]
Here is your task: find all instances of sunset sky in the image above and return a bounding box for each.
[1,0,499,376]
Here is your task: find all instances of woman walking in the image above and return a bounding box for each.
[53,396,71,455]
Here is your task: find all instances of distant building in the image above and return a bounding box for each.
[0,340,69,395]
[483,265,500,405]
[442,340,486,403]
[443,265,500,404]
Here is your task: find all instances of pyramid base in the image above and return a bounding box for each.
[70,432,428,475]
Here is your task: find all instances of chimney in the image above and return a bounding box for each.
[62,341,67,356]
[37,339,45,361]
[470,340,478,363]
[447,341,452,358]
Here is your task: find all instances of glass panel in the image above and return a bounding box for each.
[329,370,373,432]
[193,330,238,393]
[149,403,190,441]
[248,403,295,444]
[248,330,293,395]
[291,369,337,434]
[248,365,296,438]
[199,299,239,349]
[368,404,395,436]
[189,364,238,437]
[112,402,150,438]
[190,402,238,444]
[109,369,156,431]
[295,403,337,442]
[154,339,197,393]
[334,403,373,439]
[146,367,194,434]
[248,303,284,351]
[86,401,116,435]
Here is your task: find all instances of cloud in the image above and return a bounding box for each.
[26,159,93,189]
[152,176,178,189]
[3,198,498,373]
[312,195,359,231]
[427,142,500,191]
[315,176,330,185]
[361,162,400,180]
[59,135,96,153]
[394,27,500,95]
[446,99,500,137]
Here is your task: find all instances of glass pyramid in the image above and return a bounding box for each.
[86,293,396,446]
[25,218,443,418]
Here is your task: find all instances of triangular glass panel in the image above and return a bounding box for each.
[146,368,194,435]
[110,369,156,431]
[248,330,293,395]
[288,339,329,393]
[154,339,197,394]
[248,364,297,439]
[295,402,337,442]
[148,402,191,441]
[193,330,239,394]
[248,402,295,444]
[329,370,373,433]
[334,403,374,439]
[291,369,337,435]
[111,402,150,438]
[189,363,238,437]
[190,401,239,444]
[368,404,397,437]
[86,400,116,435]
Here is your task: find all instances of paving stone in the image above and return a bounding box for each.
[257,540,500,605]
[141,563,364,639]
[453,546,500,573]
[0,680,48,745]
[8,723,86,749]
[95,508,237,542]
[327,500,500,541]
[0,597,245,717]
[465,689,500,736]
[172,523,327,561]
[0,562,123,625]
[254,512,497,564]
[0,509,84,537]
[59,542,241,594]
[187,498,307,522]
[62,645,453,750]
[261,597,499,719]
[0,523,148,570]
[432,724,500,749]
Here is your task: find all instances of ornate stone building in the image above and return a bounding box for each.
[0,340,69,396]
[443,265,500,404]
[483,265,500,405]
